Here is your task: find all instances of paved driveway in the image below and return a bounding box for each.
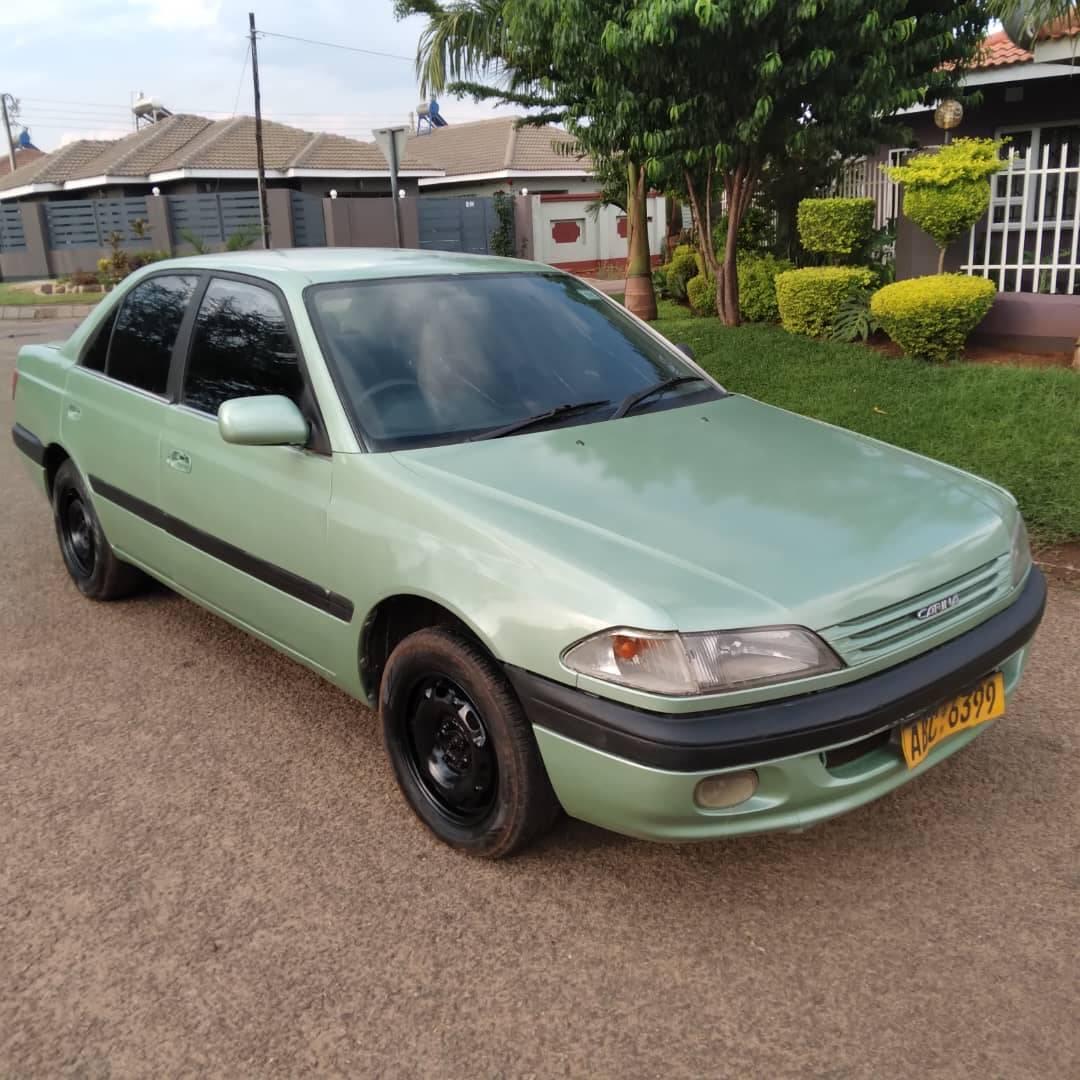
[2,320,1077,1078]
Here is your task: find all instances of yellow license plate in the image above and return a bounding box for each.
[900,672,1005,769]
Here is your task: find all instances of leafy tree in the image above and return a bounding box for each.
[886,138,1006,273]
[992,0,1078,47]
[399,1,990,325]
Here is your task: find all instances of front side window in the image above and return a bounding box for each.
[308,272,720,450]
[182,278,303,415]
[107,274,198,394]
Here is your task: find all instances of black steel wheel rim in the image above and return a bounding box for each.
[403,675,498,826]
[60,488,96,578]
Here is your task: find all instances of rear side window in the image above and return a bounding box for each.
[81,307,118,372]
[182,278,303,416]
[107,274,198,394]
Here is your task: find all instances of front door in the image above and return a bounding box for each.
[160,276,344,675]
[62,272,200,578]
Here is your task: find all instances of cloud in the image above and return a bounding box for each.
[129,0,222,30]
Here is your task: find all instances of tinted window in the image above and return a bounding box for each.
[182,279,303,415]
[81,307,118,372]
[308,272,718,450]
[107,275,198,394]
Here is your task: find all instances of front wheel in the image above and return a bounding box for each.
[380,627,561,858]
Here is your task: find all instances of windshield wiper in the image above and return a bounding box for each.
[470,399,613,441]
[612,375,710,419]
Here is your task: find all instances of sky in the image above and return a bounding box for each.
[2,0,512,152]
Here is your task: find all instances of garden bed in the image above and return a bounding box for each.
[651,298,1080,545]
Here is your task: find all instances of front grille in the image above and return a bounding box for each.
[821,554,1012,666]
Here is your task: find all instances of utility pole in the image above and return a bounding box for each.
[1,94,17,175]
[249,12,270,249]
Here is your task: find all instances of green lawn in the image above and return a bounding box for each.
[0,284,101,306]
[651,300,1080,545]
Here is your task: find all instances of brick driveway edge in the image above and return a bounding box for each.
[0,304,95,321]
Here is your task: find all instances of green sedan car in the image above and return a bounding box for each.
[12,250,1045,857]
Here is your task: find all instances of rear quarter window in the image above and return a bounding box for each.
[107,274,198,395]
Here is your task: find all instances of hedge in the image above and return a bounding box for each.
[870,274,997,362]
[775,266,876,337]
[797,198,876,260]
[737,254,792,323]
[687,273,716,315]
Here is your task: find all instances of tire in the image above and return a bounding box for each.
[51,459,144,600]
[380,627,561,858]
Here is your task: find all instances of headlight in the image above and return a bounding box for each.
[1010,515,1031,588]
[562,626,843,696]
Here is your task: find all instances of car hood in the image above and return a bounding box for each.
[393,396,1014,631]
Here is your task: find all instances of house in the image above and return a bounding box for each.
[0,113,442,203]
[842,19,1080,350]
[405,116,594,197]
[0,144,45,178]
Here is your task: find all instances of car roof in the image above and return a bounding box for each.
[152,248,554,287]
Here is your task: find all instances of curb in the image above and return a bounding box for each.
[0,304,96,321]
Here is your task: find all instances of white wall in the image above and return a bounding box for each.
[418,176,598,199]
[529,194,667,270]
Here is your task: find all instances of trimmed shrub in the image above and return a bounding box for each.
[737,254,792,323]
[797,198,876,261]
[70,270,99,287]
[886,139,1005,273]
[666,250,700,301]
[870,274,996,362]
[775,267,876,337]
[686,273,716,316]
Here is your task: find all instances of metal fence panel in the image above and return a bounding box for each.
[291,191,326,247]
[168,194,225,245]
[220,191,262,235]
[418,196,503,254]
[0,204,26,252]
[45,197,150,248]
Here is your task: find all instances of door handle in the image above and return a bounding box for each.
[65,404,81,420]
[166,450,191,473]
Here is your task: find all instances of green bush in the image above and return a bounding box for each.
[797,198,876,261]
[870,274,996,362]
[666,250,700,301]
[886,139,1005,272]
[686,273,716,316]
[712,204,776,255]
[737,254,792,323]
[775,266,876,337]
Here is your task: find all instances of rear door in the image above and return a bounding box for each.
[160,274,345,674]
[62,272,200,576]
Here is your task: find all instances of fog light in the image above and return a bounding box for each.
[694,770,759,809]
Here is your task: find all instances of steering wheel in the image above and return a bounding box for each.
[352,378,420,410]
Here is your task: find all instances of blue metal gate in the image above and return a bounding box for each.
[417,196,504,254]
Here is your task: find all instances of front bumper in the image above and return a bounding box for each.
[508,567,1046,841]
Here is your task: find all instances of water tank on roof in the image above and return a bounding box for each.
[132,95,173,126]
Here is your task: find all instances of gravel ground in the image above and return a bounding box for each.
[2,321,1078,1078]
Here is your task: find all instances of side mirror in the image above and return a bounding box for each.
[218,395,309,447]
[675,343,695,361]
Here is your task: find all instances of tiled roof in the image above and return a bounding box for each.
[975,18,1079,69]
[0,138,115,191]
[405,116,588,176]
[976,29,1034,68]
[0,115,442,194]
[0,146,45,178]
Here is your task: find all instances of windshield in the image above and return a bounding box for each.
[306,272,722,450]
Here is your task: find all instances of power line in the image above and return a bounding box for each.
[256,29,415,62]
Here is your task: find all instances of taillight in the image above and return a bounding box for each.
[10,369,16,400]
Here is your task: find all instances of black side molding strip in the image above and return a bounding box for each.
[506,567,1047,772]
[12,423,46,466]
[89,475,354,623]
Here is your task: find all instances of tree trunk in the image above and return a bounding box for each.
[623,160,657,320]
[716,162,761,326]
[937,245,946,275]
[684,166,723,315]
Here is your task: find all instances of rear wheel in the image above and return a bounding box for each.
[380,627,561,857]
[51,460,144,600]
